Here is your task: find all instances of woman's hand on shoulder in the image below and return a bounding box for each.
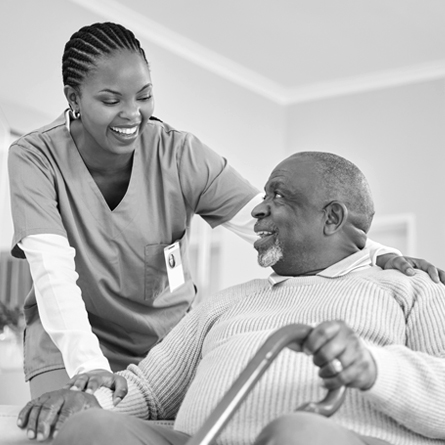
[64,369,127,406]
[377,253,445,284]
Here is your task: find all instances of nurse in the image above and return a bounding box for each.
[8,22,443,399]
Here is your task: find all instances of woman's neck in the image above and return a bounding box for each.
[70,119,135,175]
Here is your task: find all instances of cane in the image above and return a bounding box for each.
[185,323,346,445]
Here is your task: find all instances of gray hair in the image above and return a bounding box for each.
[292,151,375,233]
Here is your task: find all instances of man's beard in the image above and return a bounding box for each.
[257,238,284,268]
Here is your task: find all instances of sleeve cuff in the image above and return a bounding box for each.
[72,358,112,377]
[362,345,401,401]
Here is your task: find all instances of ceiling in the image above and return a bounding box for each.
[1,0,445,130]
[108,0,445,87]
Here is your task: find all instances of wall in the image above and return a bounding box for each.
[287,80,445,267]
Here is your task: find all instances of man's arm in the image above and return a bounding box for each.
[17,291,232,439]
[93,294,227,419]
[362,272,445,438]
[304,273,445,439]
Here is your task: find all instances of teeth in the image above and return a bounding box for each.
[111,126,138,135]
[257,231,273,238]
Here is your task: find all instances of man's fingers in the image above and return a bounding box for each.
[320,349,377,391]
[303,321,344,356]
[318,350,351,379]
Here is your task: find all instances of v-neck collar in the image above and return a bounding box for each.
[61,110,142,224]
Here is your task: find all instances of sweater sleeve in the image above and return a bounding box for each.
[364,272,445,439]
[94,291,233,419]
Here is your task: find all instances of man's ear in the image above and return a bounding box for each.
[323,201,348,236]
[63,85,80,112]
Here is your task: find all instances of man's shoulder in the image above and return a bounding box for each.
[350,267,445,299]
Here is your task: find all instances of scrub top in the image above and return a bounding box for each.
[9,112,258,380]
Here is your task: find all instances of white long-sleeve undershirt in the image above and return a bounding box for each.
[19,192,398,378]
[19,234,111,377]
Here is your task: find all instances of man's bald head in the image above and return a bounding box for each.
[284,152,375,233]
[252,151,375,276]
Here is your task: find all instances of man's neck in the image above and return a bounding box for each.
[272,245,363,277]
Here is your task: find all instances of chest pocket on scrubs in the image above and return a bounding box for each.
[144,232,190,302]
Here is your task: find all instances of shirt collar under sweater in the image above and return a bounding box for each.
[268,249,372,287]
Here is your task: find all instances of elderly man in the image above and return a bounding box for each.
[18,152,445,445]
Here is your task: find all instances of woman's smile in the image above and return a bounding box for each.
[109,125,141,143]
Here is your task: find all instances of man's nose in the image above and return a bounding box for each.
[251,200,270,219]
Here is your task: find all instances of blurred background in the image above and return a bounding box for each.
[1,0,445,403]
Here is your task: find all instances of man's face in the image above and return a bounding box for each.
[251,157,326,276]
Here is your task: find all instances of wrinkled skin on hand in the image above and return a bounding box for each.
[302,320,377,391]
[377,253,445,284]
[64,369,127,406]
[17,389,100,441]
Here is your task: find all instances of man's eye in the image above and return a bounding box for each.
[274,192,283,199]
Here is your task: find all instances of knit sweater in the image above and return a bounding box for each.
[95,265,445,445]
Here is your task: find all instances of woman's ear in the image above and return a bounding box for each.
[323,201,348,236]
[63,85,80,112]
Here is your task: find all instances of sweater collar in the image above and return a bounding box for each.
[268,249,372,287]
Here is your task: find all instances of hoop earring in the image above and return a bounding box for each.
[69,107,81,120]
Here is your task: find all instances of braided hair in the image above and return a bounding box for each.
[62,22,148,92]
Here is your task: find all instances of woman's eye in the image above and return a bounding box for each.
[138,95,152,101]
[103,100,119,105]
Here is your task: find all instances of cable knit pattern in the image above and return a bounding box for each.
[95,267,445,445]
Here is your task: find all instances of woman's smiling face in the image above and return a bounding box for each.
[73,50,154,158]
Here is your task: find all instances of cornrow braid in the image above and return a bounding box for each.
[62,22,148,91]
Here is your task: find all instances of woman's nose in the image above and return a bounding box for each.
[120,101,140,120]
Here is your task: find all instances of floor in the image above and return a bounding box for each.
[0,369,30,406]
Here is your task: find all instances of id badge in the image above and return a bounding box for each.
[164,242,185,292]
